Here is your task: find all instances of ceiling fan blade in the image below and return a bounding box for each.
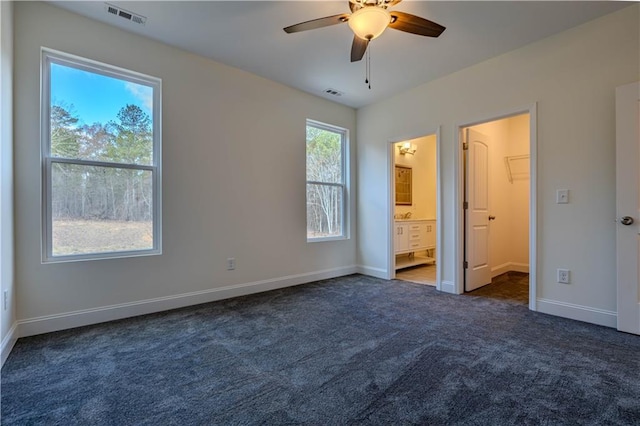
[388,11,446,37]
[351,36,369,62]
[284,14,350,34]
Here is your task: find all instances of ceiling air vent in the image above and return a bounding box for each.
[104,3,147,26]
[324,88,344,97]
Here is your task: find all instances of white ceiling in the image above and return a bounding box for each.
[49,1,630,108]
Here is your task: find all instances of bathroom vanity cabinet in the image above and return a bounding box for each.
[394,219,436,270]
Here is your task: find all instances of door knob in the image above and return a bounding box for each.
[620,216,634,226]
[488,215,496,221]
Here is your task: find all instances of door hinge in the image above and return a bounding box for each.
[463,142,469,151]
[463,201,468,210]
[463,261,468,269]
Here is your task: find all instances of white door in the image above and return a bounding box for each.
[465,129,492,291]
[616,82,640,335]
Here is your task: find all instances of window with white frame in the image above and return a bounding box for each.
[41,49,161,262]
[306,120,348,241]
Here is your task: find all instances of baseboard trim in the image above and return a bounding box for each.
[491,262,529,277]
[509,263,529,273]
[1,322,18,367]
[17,265,358,338]
[537,298,617,328]
[357,265,388,279]
[439,280,456,294]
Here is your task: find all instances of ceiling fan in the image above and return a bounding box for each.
[283,0,446,63]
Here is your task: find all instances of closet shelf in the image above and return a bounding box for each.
[504,154,530,183]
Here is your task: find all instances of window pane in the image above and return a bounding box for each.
[51,163,153,256]
[50,62,154,165]
[306,125,343,183]
[306,183,343,238]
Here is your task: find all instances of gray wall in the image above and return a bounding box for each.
[13,2,357,336]
[1,0,15,363]
[357,5,639,326]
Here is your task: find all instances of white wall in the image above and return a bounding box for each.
[13,2,357,336]
[1,0,16,365]
[506,115,531,269]
[393,135,436,220]
[469,115,529,277]
[357,5,639,326]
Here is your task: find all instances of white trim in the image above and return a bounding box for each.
[528,105,538,311]
[440,280,456,294]
[454,125,464,294]
[17,266,358,338]
[357,265,388,279]
[40,48,162,263]
[306,120,349,242]
[434,127,443,292]
[491,262,511,277]
[510,262,530,274]
[491,262,530,277]
[388,138,395,281]
[537,298,617,328]
[1,322,18,367]
[455,104,538,307]
[387,128,442,289]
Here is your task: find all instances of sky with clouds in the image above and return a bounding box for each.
[50,62,153,127]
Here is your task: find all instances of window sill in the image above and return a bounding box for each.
[42,248,162,264]
[307,236,349,243]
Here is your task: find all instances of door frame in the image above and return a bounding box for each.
[387,127,443,291]
[454,104,538,311]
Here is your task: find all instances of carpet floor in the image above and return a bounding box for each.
[465,271,530,305]
[2,274,639,425]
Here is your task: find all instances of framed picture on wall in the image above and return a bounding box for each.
[395,165,412,205]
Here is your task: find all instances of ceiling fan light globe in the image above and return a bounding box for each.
[348,7,391,40]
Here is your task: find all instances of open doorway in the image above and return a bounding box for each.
[390,134,439,287]
[461,112,533,305]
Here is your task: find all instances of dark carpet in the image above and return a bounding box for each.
[465,271,530,305]
[2,274,639,425]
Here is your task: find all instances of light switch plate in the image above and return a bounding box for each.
[556,189,569,204]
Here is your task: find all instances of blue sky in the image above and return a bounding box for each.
[50,63,153,127]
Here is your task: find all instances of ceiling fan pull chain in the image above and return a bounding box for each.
[365,44,371,90]
[369,44,372,89]
[365,46,369,86]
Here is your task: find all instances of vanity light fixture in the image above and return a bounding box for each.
[399,142,417,155]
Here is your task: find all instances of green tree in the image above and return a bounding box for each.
[105,105,153,220]
[108,104,152,165]
[50,103,80,158]
[78,122,111,161]
[306,126,343,236]
[50,104,83,219]
[49,103,153,222]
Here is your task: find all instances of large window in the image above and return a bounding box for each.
[41,49,161,262]
[306,120,348,241]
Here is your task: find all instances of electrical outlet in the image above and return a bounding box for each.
[227,258,236,271]
[557,269,570,284]
[3,290,7,311]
